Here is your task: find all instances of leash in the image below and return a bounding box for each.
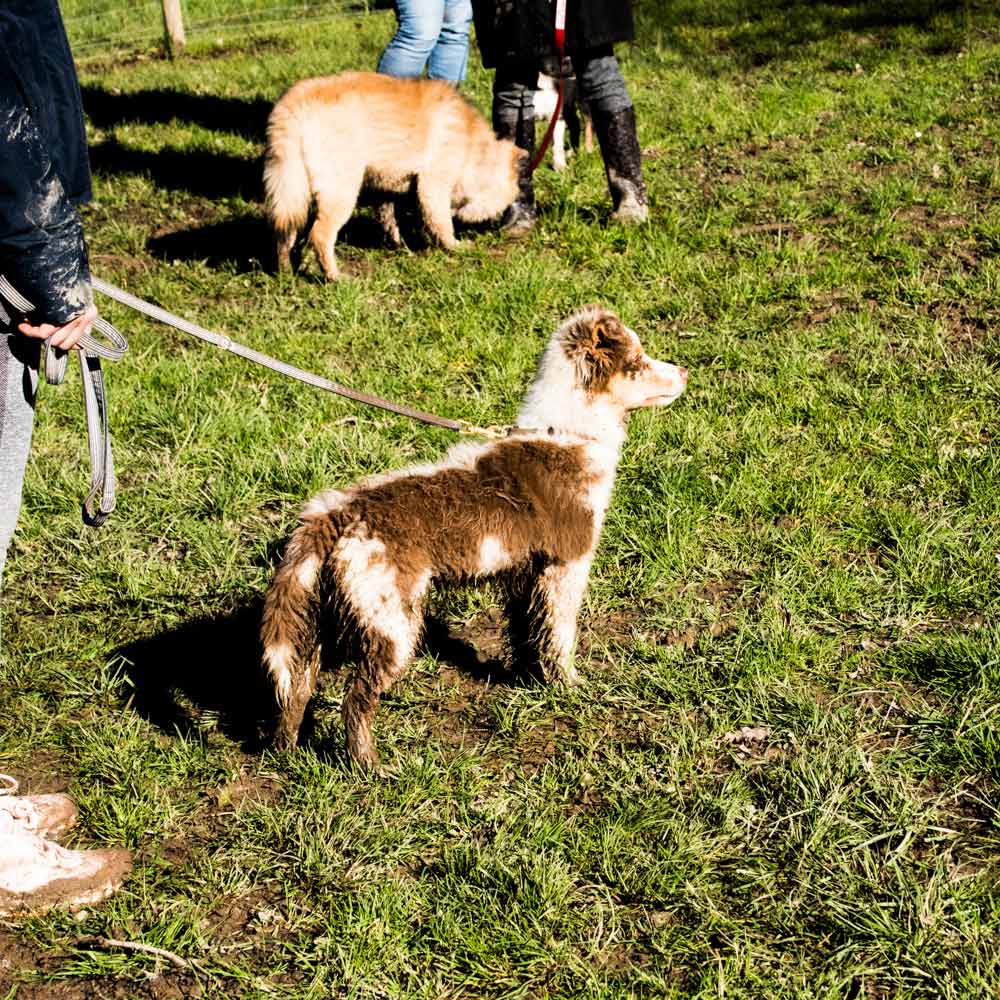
[90,277,507,439]
[1,273,520,529]
[0,275,127,526]
[528,0,568,173]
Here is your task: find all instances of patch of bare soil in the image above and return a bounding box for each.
[2,751,75,795]
[88,252,153,280]
[581,583,748,658]
[81,198,164,235]
[894,205,967,233]
[397,612,514,753]
[0,765,289,998]
[451,608,507,664]
[206,772,283,811]
[798,288,878,327]
[922,300,991,353]
[0,928,204,999]
[515,715,578,770]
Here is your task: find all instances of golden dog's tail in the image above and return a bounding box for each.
[263,99,312,240]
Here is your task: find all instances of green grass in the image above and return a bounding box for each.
[3,1,1000,997]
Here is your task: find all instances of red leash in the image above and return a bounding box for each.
[528,0,567,174]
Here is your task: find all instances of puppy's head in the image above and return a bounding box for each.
[560,306,688,411]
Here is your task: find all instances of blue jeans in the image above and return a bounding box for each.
[377,0,473,83]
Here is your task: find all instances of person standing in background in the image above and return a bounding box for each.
[472,0,647,234]
[0,0,132,917]
[377,0,474,84]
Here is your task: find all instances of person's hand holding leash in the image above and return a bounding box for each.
[17,302,97,350]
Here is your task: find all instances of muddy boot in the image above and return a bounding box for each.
[495,113,537,237]
[592,105,648,224]
[0,773,77,839]
[0,825,132,917]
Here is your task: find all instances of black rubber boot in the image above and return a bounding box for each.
[495,112,537,237]
[591,105,648,223]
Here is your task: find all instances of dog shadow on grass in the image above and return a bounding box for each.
[112,598,273,752]
[111,597,519,757]
[146,212,396,276]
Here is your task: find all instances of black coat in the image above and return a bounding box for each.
[472,0,635,69]
[0,0,91,324]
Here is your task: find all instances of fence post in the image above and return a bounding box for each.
[161,0,186,58]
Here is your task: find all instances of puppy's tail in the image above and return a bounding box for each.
[263,99,312,240]
[261,510,333,748]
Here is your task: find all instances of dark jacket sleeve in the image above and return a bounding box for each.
[0,21,91,325]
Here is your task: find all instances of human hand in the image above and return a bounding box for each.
[17,303,97,351]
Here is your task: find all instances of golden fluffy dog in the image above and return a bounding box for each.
[264,71,523,279]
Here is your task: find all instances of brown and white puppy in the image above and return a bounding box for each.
[261,306,688,767]
[264,71,523,279]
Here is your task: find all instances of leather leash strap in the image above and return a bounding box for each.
[89,277,481,435]
[0,273,514,530]
[0,275,126,526]
[528,0,568,174]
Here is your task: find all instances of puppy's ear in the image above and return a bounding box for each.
[561,307,628,391]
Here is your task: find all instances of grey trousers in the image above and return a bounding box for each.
[0,329,39,585]
[493,48,633,129]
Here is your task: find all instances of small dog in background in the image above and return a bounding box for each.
[264,71,522,279]
[533,59,594,172]
[261,306,688,768]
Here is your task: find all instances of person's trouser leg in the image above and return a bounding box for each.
[493,61,539,235]
[377,0,445,79]
[0,332,39,587]
[575,48,648,222]
[426,0,472,83]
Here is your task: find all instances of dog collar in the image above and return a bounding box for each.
[507,425,600,443]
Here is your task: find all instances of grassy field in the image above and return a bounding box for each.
[2,1,1000,996]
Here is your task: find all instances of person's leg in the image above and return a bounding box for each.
[377,0,445,79]
[575,47,648,222]
[0,335,133,917]
[493,61,539,236]
[426,0,472,83]
[0,330,39,588]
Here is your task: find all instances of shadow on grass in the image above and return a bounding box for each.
[635,0,969,69]
[148,214,273,273]
[299,612,521,762]
[89,138,262,201]
[146,212,395,274]
[113,598,272,752]
[421,615,520,687]
[81,86,273,142]
[112,601,519,757]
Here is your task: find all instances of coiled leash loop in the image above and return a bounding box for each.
[0,275,127,527]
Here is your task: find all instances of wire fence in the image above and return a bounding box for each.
[62,0,378,58]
